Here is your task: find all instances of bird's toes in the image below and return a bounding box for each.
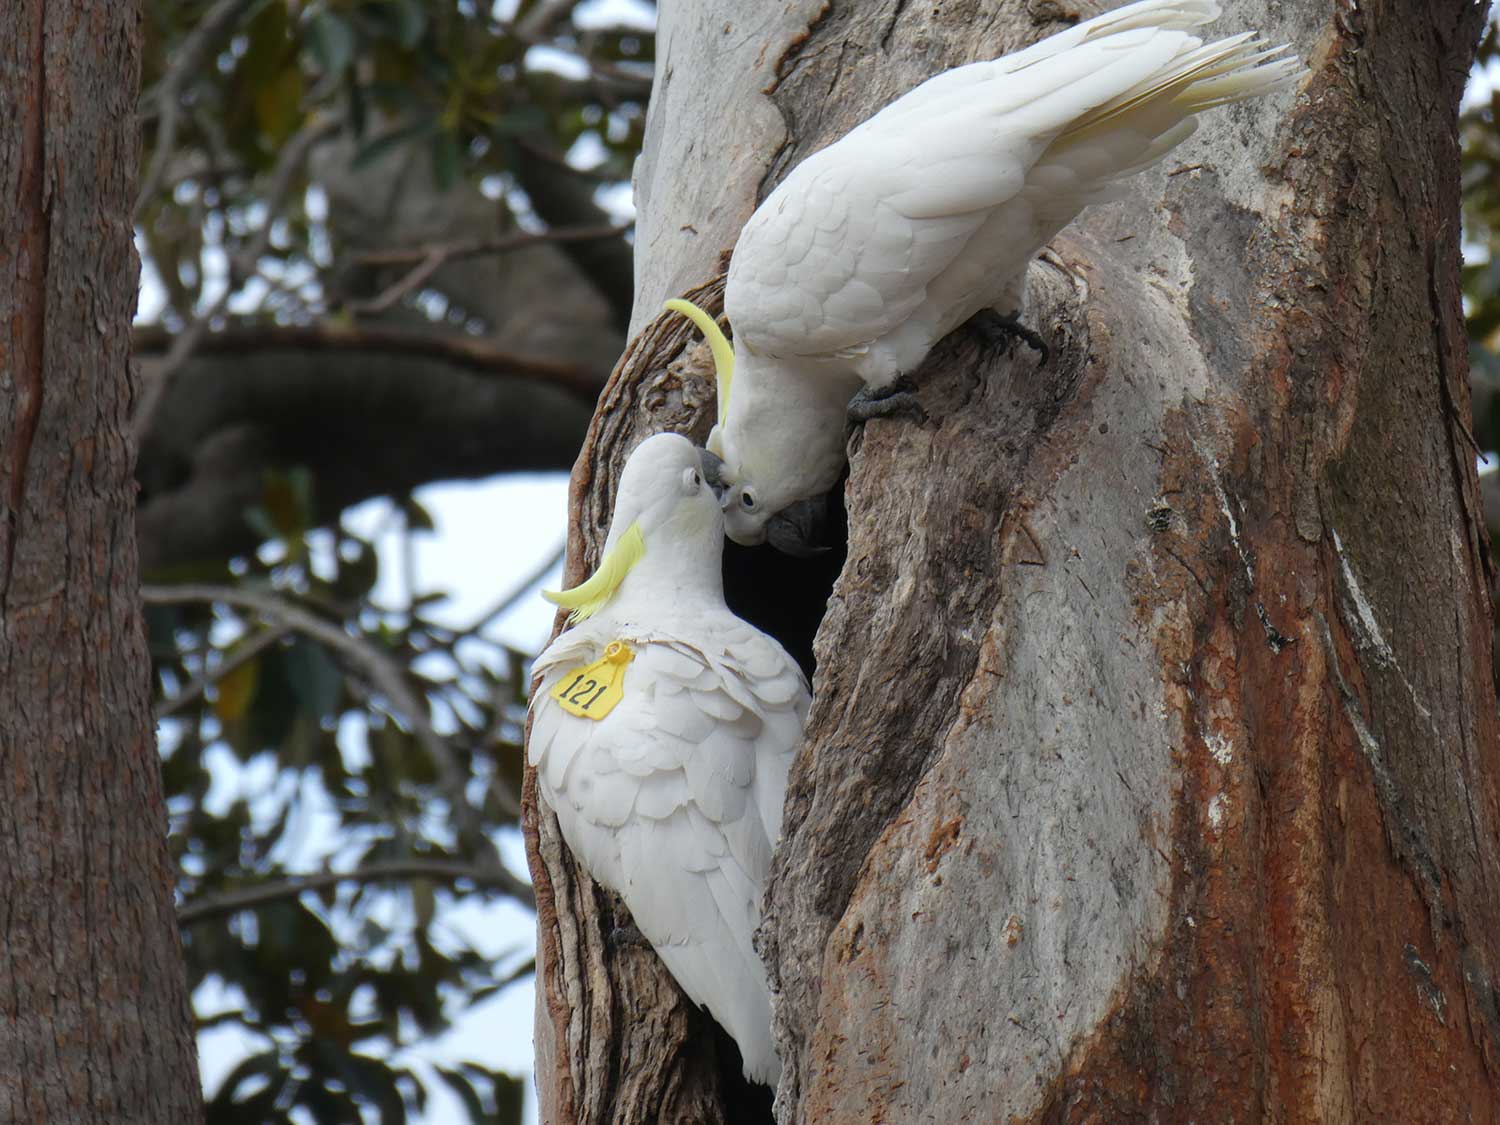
[965,308,1051,365]
[847,377,927,426]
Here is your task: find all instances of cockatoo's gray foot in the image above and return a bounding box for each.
[965,308,1050,364]
[846,376,927,426]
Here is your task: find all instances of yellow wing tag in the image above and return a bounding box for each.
[549,641,634,720]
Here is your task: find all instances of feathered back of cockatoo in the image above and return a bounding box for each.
[723,0,1304,379]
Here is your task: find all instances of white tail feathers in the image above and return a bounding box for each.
[1077,0,1223,39]
[1005,0,1223,76]
[1063,28,1305,141]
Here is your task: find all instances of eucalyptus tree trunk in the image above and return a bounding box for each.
[0,2,202,1120]
[524,1,1500,1121]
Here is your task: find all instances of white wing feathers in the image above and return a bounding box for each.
[726,0,1299,373]
[529,620,807,1083]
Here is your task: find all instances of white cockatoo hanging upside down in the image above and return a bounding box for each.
[667,0,1305,554]
[529,433,809,1085]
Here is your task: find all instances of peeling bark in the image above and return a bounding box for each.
[528,2,1500,1121]
[0,1,202,1121]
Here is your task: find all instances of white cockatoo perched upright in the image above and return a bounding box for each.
[667,0,1304,552]
[529,433,808,1084]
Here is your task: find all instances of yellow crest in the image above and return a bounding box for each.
[665,298,735,427]
[542,522,645,623]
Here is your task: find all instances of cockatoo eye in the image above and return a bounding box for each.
[740,489,756,511]
[680,467,702,495]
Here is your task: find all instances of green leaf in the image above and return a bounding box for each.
[386,0,428,49]
[431,129,462,191]
[254,62,305,145]
[333,537,379,601]
[339,1051,409,1124]
[259,468,315,540]
[144,602,181,655]
[434,1067,487,1123]
[307,10,356,78]
[487,1067,526,1125]
[351,117,435,169]
[225,643,299,758]
[239,0,292,86]
[284,636,344,722]
[207,1049,286,1108]
[400,494,435,532]
[212,655,261,722]
[243,504,281,545]
[490,105,550,136]
[411,877,436,930]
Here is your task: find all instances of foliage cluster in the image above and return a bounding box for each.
[139,1,652,1120]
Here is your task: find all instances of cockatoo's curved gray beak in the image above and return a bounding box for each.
[765,497,832,557]
[701,449,728,504]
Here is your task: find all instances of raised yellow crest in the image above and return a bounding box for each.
[542,522,646,624]
[664,298,734,427]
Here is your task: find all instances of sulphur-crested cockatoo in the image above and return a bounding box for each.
[529,432,808,1084]
[667,0,1303,551]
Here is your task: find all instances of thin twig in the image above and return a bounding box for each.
[509,137,625,182]
[177,859,534,924]
[135,0,260,220]
[458,540,567,641]
[489,12,653,97]
[141,583,524,829]
[155,623,291,721]
[514,0,581,37]
[349,223,631,314]
[133,115,343,444]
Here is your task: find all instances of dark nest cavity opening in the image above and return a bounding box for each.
[721,469,849,682]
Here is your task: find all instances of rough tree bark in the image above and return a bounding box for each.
[526,1,1500,1121]
[0,2,202,1121]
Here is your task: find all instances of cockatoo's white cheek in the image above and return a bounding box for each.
[723,507,769,546]
[666,481,723,540]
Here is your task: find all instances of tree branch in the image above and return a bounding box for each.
[133,115,343,443]
[141,583,525,828]
[133,344,593,574]
[348,223,633,315]
[134,0,259,219]
[510,142,638,329]
[460,540,568,641]
[132,321,605,404]
[177,859,534,924]
[514,0,581,38]
[155,623,291,721]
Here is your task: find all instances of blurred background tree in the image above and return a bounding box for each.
[1464,17,1500,526]
[136,1,651,1121]
[136,0,1500,1121]
[1462,14,1500,680]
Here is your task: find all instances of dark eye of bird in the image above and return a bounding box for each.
[741,493,755,509]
